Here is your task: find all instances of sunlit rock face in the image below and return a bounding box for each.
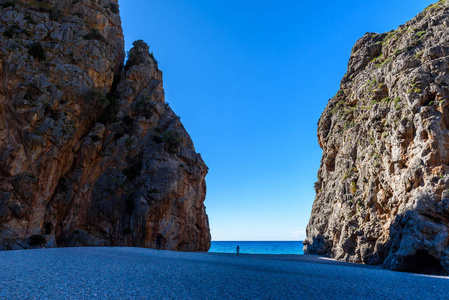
[0,0,210,251]
[304,0,449,274]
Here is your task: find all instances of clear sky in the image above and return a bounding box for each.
[120,0,435,241]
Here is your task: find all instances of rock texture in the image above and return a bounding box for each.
[304,0,449,274]
[0,0,210,251]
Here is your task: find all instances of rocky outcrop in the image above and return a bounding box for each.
[0,0,210,251]
[304,0,449,274]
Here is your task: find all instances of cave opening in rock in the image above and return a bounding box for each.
[401,250,447,275]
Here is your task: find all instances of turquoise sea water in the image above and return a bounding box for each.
[209,241,304,255]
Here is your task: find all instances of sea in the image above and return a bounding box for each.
[209,241,304,255]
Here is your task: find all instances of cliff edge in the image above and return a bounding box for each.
[304,0,449,274]
[0,0,210,251]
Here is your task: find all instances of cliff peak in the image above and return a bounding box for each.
[305,0,449,274]
[0,0,210,251]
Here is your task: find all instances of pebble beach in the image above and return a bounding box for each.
[0,247,448,299]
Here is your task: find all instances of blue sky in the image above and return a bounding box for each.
[120,0,435,241]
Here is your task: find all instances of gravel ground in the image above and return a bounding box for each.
[0,247,448,299]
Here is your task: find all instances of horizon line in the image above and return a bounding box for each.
[211,240,304,242]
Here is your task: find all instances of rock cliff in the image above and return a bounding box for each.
[0,0,210,251]
[304,0,449,274]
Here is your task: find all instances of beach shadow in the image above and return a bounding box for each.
[205,252,380,270]
[257,254,381,269]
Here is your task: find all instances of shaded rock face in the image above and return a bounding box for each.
[304,0,449,274]
[0,0,210,251]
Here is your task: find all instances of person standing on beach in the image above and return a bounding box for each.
[156,234,163,250]
[236,245,240,256]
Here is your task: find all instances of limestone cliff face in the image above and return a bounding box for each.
[304,0,449,274]
[0,0,210,251]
